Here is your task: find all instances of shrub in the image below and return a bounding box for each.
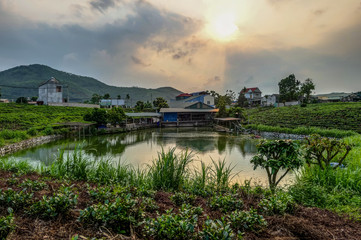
[27,187,78,219]
[83,108,108,126]
[199,217,236,240]
[140,197,159,212]
[258,191,295,215]
[170,192,196,206]
[251,139,302,192]
[228,208,267,233]
[42,126,54,135]
[26,128,38,136]
[143,206,199,240]
[79,194,141,234]
[0,208,16,240]
[19,179,48,191]
[208,194,243,213]
[0,189,33,209]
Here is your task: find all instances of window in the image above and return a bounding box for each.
[207,101,210,104]
[56,86,62,92]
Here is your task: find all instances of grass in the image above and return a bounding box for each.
[246,102,361,135]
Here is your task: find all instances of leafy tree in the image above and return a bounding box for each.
[228,106,246,120]
[107,107,126,127]
[16,97,28,104]
[144,101,152,109]
[278,74,300,102]
[251,140,302,192]
[31,96,38,101]
[135,101,144,111]
[83,108,108,126]
[90,94,102,104]
[153,97,169,109]
[303,134,352,170]
[225,90,236,105]
[0,88,1,98]
[117,95,121,99]
[237,87,248,107]
[300,78,315,103]
[216,95,227,117]
[103,93,110,99]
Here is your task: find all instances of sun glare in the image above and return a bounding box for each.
[207,13,239,41]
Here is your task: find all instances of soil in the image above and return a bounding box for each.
[1,170,361,240]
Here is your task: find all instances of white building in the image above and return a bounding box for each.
[38,77,63,105]
[262,94,279,107]
[100,99,125,108]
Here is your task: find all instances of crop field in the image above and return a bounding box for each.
[246,102,361,133]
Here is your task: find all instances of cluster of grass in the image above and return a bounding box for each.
[289,135,361,220]
[246,102,361,135]
[0,103,89,146]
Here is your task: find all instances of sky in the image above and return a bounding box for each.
[0,0,360,95]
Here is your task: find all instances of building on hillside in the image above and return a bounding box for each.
[262,94,279,107]
[315,92,350,103]
[38,77,63,105]
[240,87,262,105]
[342,92,361,102]
[100,99,125,108]
[0,99,9,103]
[173,91,215,107]
[160,102,218,127]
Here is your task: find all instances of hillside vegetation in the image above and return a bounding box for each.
[246,102,361,133]
[0,64,182,102]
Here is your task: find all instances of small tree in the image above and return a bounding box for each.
[83,108,108,126]
[16,97,28,104]
[135,101,145,111]
[228,106,246,120]
[303,134,352,170]
[300,78,315,103]
[153,97,169,109]
[251,140,302,192]
[103,93,110,99]
[107,107,126,127]
[90,94,102,104]
[278,74,300,103]
[216,96,227,118]
[31,96,38,101]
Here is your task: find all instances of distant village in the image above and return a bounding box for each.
[1,76,361,127]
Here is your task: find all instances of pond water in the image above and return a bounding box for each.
[9,128,294,185]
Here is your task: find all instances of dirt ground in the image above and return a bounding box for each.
[1,170,361,240]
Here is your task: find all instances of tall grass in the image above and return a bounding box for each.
[148,147,194,191]
[210,158,237,190]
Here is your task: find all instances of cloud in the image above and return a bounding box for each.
[131,55,150,67]
[89,0,121,13]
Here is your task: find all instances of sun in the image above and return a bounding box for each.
[207,13,239,41]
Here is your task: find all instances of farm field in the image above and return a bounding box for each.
[246,102,361,134]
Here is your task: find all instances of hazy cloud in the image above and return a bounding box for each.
[131,55,150,67]
[90,0,121,13]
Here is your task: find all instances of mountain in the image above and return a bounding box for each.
[0,64,183,103]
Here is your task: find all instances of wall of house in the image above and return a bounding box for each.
[163,112,178,122]
[38,83,63,104]
[203,95,215,106]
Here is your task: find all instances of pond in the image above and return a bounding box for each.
[9,128,294,185]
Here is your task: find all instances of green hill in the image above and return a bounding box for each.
[0,64,183,103]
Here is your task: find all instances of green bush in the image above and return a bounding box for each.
[208,194,243,213]
[170,192,196,206]
[140,197,159,212]
[199,218,236,240]
[143,206,199,240]
[19,179,48,191]
[0,189,33,209]
[79,194,141,234]
[27,187,78,219]
[42,126,54,135]
[0,208,16,240]
[258,191,295,215]
[26,128,38,136]
[228,208,267,233]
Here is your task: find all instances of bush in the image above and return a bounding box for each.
[143,205,199,240]
[27,187,78,219]
[79,194,141,234]
[19,179,48,191]
[42,126,54,135]
[258,191,295,215]
[26,128,38,136]
[228,208,267,233]
[208,194,243,213]
[0,208,16,240]
[170,192,196,206]
[199,217,236,240]
[0,189,33,209]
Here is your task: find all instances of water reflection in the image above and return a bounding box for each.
[9,128,292,185]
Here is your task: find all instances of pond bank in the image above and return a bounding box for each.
[0,135,63,157]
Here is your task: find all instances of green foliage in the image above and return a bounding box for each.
[216,95,228,118]
[15,97,28,104]
[258,191,295,215]
[228,208,267,233]
[27,187,78,219]
[140,197,159,212]
[251,139,302,191]
[143,205,200,240]
[278,74,300,102]
[228,106,246,120]
[300,78,315,103]
[153,97,169,109]
[26,128,38,136]
[135,100,144,111]
[0,189,33,209]
[210,158,237,191]
[107,107,126,126]
[19,179,48,191]
[170,192,196,206]
[148,148,193,191]
[83,108,107,126]
[42,126,54,135]
[79,194,142,234]
[303,134,352,170]
[199,217,236,240]
[245,102,361,134]
[208,194,243,213]
[0,208,16,240]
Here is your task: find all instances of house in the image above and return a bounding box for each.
[240,87,262,105]
[173,91,215,107]
[0,99,9,103]
[160,102,218,127]
[262,94,279,107]
[38,77,63,105]
[100,99,125,108]
[342,92,361,102]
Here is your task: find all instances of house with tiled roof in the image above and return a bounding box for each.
[240,87,262,105]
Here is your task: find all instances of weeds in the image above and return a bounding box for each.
[0,208,16,240]
[208,194,243,213]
